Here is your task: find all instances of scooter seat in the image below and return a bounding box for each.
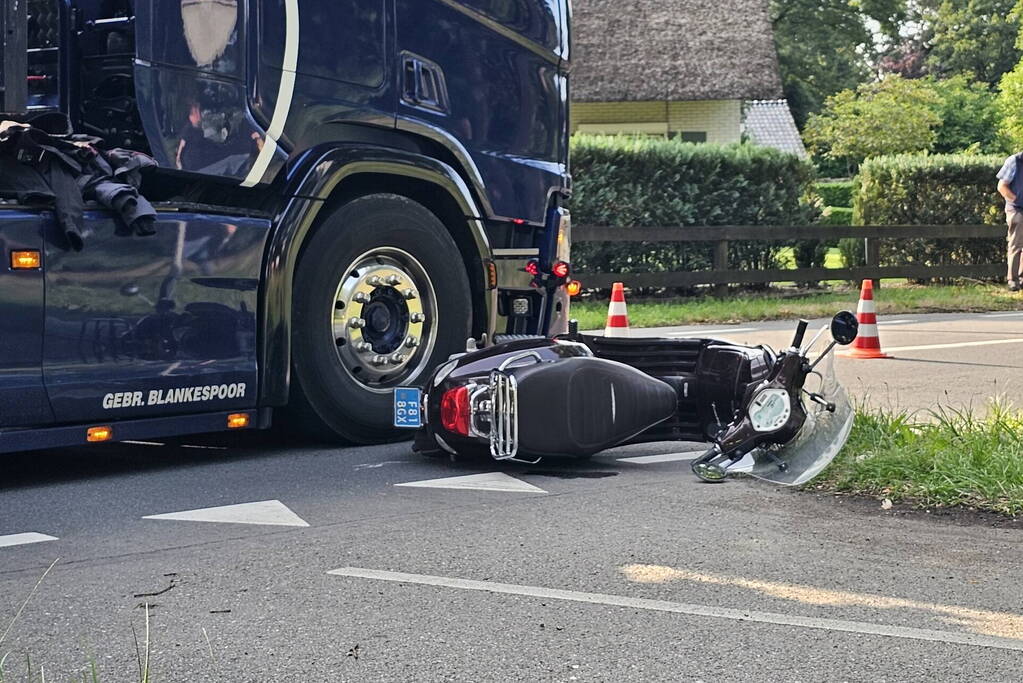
[512,357,678,456]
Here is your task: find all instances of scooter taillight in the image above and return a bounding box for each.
[440,386,471,436]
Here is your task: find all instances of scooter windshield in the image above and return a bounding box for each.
[748,352,854,487]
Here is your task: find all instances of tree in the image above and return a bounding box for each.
[998,63,1023,149]
[804,76,942,168]
[928,76,1003,153]
[771,0,908,128]
[924,0,1021,86]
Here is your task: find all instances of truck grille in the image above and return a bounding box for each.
[28,0,60,49]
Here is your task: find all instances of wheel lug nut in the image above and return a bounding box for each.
[386,275,402,286]
[410,313,425,324]
[368,276,382,286]
[402,288,417,300]
[371,355,388,366]
[348,317,366,329]
[357,342,373,353]
[405,336,419,348]
[390,353,407,364]
[353,292,369,304]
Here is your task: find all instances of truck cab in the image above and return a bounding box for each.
[0,0,572,451]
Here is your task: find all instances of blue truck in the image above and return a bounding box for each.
[0,0,572,452]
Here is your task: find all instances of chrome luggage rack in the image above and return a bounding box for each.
[488,370,518,461]
[488,350,544,464]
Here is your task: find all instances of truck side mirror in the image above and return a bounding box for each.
[831,311,859,346]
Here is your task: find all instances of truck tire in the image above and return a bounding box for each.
[288,194,473,443]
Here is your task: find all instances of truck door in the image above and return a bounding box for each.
[41,210,270,424]
[395,0,566,223]
[0,211,54,428]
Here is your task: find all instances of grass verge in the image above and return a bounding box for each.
[814,403,1023,516]
[569,283,1023,329]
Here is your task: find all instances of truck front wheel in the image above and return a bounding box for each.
[288,194,472,443]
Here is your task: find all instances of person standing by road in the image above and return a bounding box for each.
[997,153,1023,291]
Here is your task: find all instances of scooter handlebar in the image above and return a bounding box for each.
[791,319,809,349]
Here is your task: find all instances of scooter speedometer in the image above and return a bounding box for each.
[748,388,792,433]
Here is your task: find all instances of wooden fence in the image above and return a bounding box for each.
[574,224,1006,289]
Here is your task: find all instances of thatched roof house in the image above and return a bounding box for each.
[571,0,791,147]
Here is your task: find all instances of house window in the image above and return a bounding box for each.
[675,131,708,143]
[575,122,669,137]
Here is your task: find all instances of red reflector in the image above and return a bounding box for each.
[440,386,471,436]
[524,259,540,276]
[512,218,527,225]
[552,261,570,279]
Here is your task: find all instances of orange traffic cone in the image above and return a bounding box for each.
[839,280,892,359]
[605,282,630,338]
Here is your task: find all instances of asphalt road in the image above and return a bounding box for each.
[634,310,1023,414]
[2,312,1023,682]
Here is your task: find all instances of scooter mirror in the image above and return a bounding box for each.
[831,311,859,345]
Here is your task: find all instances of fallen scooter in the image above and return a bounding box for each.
[396,312,859,484]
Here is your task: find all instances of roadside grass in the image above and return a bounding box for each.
[0,558,164,683]
[775,246,845,270]
[569,283,1023,329]
[815,403,1023,516]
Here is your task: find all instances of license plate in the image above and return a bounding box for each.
[393,387,423,429]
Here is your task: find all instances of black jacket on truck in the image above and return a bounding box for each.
[0,0,572,452]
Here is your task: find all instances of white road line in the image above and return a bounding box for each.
[326,567,1023,652]
[618,452,705,465]
[984,312,1023,318]
[884,338,1023,353]
[877,320,914,326]
[664,328,758,338]
[395,472,546,494]
[0,533,58,548]
[143,500,309,527]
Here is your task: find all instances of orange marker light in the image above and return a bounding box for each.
[486,260,498,289]
[11,250,41,270]
[227,413,250,429]
[87,426,113,442]
[566,280,583,297]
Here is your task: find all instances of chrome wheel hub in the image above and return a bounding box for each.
[331,248,438,391]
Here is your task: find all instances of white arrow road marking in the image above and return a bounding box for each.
[143,500,309,527]
[395,472,546,494]
[0,533,58,548]
[618,451,705,464]
[326,567,1023,652]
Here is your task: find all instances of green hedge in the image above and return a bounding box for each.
[851,154,1005,271]
[570,135,817,283]
[820,206,853,225]
[816,181,855,208]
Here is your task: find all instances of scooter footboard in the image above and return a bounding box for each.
[560,334,774,445]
